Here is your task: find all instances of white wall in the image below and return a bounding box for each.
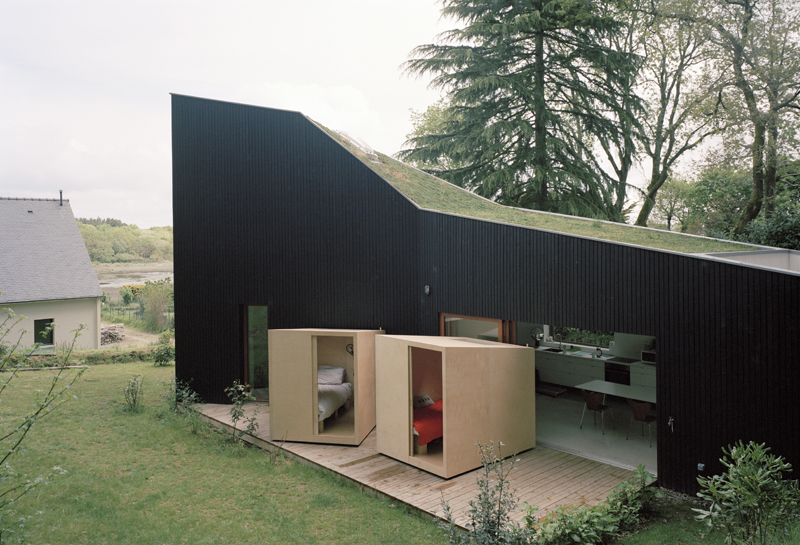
[612,332,655,360]
[1,298,101,351]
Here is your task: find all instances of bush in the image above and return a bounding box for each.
[695,441,800,545]
[440,442,532,544]
[138,279,173,332]
[120,284,144,306]
[741,205,800,250]
[152,329,175,366]
[123,374,144,411]
[440,443,658,545]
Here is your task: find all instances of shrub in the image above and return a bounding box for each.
[123,374,144,411]
[138,279,173,332]
[164,378,203,434]
[440,442,532,544]
[152,329,175,366]
[695,441,800,545]
[120,284,144,306]
[224,381,259,442]
[741,205,800,250]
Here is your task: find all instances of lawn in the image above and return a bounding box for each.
[3,360,780,544]
[1,362,447,544]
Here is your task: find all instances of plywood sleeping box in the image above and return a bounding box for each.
[376,335,536,478]
[268,328,383,445]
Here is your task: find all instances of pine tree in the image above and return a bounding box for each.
[399,0,644,219]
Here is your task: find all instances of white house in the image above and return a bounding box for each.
[0,196,103,351]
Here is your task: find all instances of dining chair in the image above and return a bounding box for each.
[579,390,614,434]
[626,398,657,447]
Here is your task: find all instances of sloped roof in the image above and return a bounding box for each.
[321,125,755,254]
[0,197,103,304]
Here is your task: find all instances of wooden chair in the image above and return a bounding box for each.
[626,398,656,447]
[579,390,614,434]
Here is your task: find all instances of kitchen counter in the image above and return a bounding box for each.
[534,346,656,389]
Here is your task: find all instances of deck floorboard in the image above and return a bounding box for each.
[199,403,638,526]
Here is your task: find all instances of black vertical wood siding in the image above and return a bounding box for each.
[173,95,800,495]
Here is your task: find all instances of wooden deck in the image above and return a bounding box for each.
[199,402,635,528]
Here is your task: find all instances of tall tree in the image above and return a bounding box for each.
[399,0,644,220]
[661,0,800,235]
[634,9,725,226]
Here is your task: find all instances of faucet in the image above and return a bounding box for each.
[555,334,562,352]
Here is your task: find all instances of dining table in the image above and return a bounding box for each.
[574,379,656,404]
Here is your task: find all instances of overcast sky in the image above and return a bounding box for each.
[0,1,449,227]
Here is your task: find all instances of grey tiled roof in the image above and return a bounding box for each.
[0,197,103,304]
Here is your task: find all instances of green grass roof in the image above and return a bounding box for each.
[324,126,753,254]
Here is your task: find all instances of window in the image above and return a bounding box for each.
[552,326,613,348]
[34,319,54,345]
[440,313,515,343]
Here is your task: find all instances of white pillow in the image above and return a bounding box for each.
[318,365,346,385]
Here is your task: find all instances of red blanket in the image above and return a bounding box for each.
[413,399,443,446]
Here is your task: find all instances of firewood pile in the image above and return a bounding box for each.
[101,324,125,345]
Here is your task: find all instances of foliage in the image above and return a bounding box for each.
[661,0,800,234]
[633,2,724,227]
[164,377,203,434]
[123,374,144,411]
[119,284,144,306]
[0,308,86,543]
[526,465,659,544]
[441,443,659,545]
[152,329,175,366]
[441,442,532,545]
[224,381,259,442]
[138,279,173,333]
[740,204,800,250]
[399,0,644,221]
[683,166,753,237]
[552,327,613,348]
[695,441,800,545]
[77,220,172,263]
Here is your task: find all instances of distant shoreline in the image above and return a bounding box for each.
[92,261,173,274]
[93,261,174,297]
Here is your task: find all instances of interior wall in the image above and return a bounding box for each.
[411,346,442,401]
[612,332,655,359]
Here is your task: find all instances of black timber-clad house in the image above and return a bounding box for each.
[172,94,800,495]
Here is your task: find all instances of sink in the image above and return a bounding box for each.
[542,348,564,353]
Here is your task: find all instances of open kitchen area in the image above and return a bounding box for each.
[441,315,658,475]
[520,323,658,475]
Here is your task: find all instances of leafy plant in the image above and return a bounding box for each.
[224,381,259,442]
[138,279,173,332]
[123,374,144,411]
[0,306,86,543]
[440,442,533,544]
[694,441,800,545]
[165,377,204,434]
[152,329,175,366]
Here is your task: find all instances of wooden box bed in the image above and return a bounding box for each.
[268,328,383,445]
[376,335,537,478]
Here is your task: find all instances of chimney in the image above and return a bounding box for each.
[59,190,63,206]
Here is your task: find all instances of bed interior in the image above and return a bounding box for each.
[316,335,356,438]
[410,346,444,467]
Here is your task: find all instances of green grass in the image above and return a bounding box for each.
[6,361,792,544]
[2,362,447,544]
[321,125,754,254]
[618,493,727,544]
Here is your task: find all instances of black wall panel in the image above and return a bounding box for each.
[173,95,800,495]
